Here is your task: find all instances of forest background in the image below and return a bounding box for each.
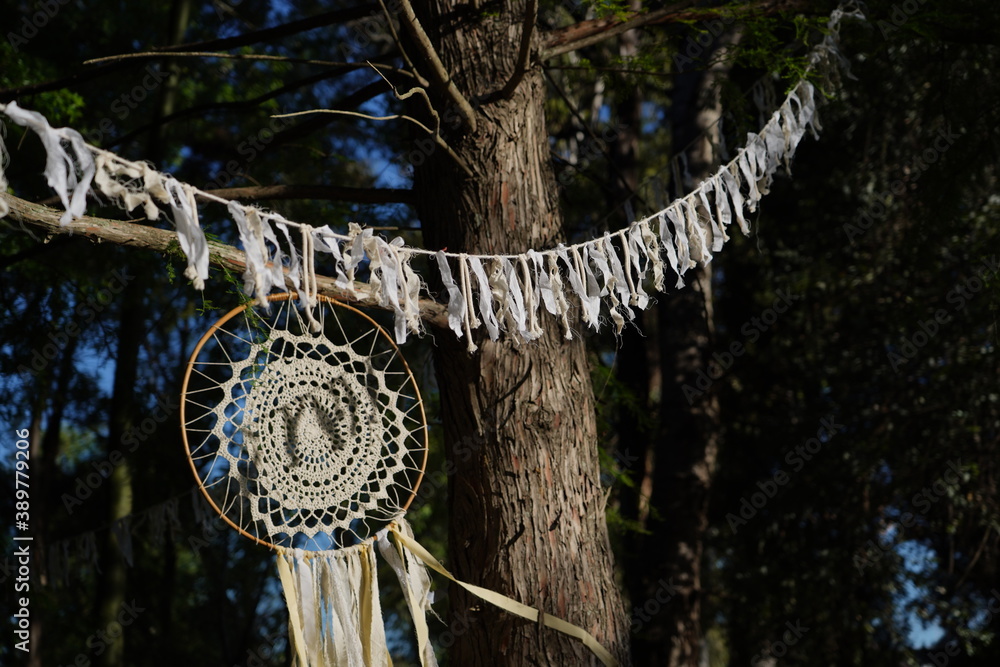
[1,0,998,666]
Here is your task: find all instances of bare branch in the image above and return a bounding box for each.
[376,0,430,88]
[83,51,414,79]
[202,184,415,205]
[497,0,538,101]
[541,0,811,60]
[396,0,478,133]
[273,109,474,178]
[542,1,697,60]
[0,193,449,328]
[1,6,381,99]
[545,65,673,78]
[369,62,440,132]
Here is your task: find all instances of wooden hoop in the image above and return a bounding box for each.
[179,293,429,551]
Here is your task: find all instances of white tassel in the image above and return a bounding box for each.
[665,204,693,278]
[657,211,684,289]
[468,257,500,340]
[277,545,389,667]
[590,238,623,332]
[579,245,604,329]
[313,225,352,290]
[738,149,761,210]
[529,250,556,315]
[638,221,665,293]
[546,253,573,339]
[228,203,271,307]
[435,251,466,339]
[721,164,750,236]
[683,198,711,265]
[1,121,11,218]
[501,258,529,340]
[487,259,513,336]
[518,255,543,340]
[459,255,480,352]
[698,181,727,253]
[344,223,370,292]
[379,521,439,667]
[271,213,303,290]
[626,224,651,308]
[1,102,95,224]
[298,224,321,332]
[165,179,209,290]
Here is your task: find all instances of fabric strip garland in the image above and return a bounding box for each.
[0,6,862,347]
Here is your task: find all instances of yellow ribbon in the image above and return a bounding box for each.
[388,524,618,667]
[275,551,310,667]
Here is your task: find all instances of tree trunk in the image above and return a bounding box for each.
[96,278,143,667]
[627,32,737,666]
[411,1,629,664]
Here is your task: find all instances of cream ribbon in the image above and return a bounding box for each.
[387,523,619,667]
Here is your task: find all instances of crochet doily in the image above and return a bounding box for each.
[182,294,427,550]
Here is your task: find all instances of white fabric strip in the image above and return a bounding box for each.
[373,237,408,343]
[697,180,726,253]
[657,211,683,289]
[720,164,750,236]
[638,221,665,293]
[457,255,479,352]
[737,149,761,210]
[546,252,573,339]
[344,223,370,291]
[487,259,513,335]
[711,173,733,233]
[468,256,500,340]
[502,257,529,339]
[228,203,270,307]
[518,255,543,340]
[298,224,321,332]
[313,225,352,290]
[435,251,466,339]
[2,101,94,224]
[271,213,303,290]
[665,204,692,281]
[262,220,285,291]
[591,237,624,332]
[397,245,422,340]
[0,121,9,218]
[626,224,651,308]
[582,245,605,327]
[378,520,439,667]
[164,179,209,290]
[604,233,633,314]
[529,249,556,315]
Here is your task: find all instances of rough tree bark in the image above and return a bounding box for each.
[409,1,630,664]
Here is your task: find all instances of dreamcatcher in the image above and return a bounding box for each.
[181,294,616,666]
